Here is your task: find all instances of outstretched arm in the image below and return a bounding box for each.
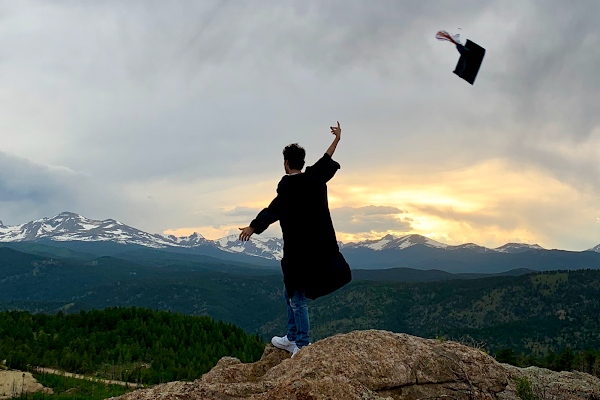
[239,193,285,241]
[326,121,341,157]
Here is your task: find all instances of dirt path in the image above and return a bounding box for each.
[0,370,51,399]
[33,367,144,388]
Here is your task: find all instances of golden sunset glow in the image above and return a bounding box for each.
[164,158,599,250]
[326,159,590,248]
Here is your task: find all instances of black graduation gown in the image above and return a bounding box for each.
[250,153,351,299]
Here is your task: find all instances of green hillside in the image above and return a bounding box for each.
[0,307,264,384]
[2,246,600,359]
[301,270,600,355]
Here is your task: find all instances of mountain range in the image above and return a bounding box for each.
[1,212,600,273]
[2,212,598,258]
[0,212,283,261]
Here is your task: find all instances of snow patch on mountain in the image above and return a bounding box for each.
[216,235,283,260]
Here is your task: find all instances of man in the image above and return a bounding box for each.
[239,121,350,357]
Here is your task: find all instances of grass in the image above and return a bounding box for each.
[9,373,138,400]
[515,377,539,400]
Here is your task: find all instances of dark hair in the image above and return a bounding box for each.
[283,143,306,170]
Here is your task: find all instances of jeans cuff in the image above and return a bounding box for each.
[287,334,297,342]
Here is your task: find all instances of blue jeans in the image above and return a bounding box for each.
[284,285,310,347]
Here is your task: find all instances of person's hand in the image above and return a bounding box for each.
[238,226,255,241]
[330,121,341,140]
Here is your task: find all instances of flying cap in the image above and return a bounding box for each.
[436,31,485,85]
[454,40,485,84]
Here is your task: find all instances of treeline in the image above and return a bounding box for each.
[495,347,600,377]
[0,307,265,384]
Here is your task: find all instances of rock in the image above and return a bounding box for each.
[114,330,600,400]
[64,387,80,395]
[0,371,54,400]
[498,364,600,400]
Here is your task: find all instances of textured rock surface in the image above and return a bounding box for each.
[114,330,600,400]
[498,364,600,400]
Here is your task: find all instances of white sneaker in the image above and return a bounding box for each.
[271,335,296,352]
[291,345,300,358]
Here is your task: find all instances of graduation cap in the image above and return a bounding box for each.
[436,31,485,85]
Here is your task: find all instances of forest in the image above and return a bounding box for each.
[0,307,265,384]
[495,346,600,378]
[1,303,600,400]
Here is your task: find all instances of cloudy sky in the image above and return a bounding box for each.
[1,0,599,250]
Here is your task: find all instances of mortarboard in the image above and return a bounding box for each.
[436,31,485,85]
[454,40,485,84]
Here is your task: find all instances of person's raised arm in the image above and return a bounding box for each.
[326,121,341,157]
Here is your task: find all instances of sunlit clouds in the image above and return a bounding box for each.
[160,156,599,251]
[330,158,600,249]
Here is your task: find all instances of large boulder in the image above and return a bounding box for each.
[115,330,600,400]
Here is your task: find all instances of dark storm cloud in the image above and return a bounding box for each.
[0,0,500,183]
[0,151,149,228]
[0,151,85,223]
[502,0,600,140]
[0,151,81,202]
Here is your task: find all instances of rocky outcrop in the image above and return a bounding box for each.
[0,371,53,400]
[499,364,600,400]
[115,330,600,400]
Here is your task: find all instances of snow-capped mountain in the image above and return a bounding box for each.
[493,243,545,253]
[342,234,448,251]
[341,235,546,254]
[0,212,283,259]
[0,212,208,249]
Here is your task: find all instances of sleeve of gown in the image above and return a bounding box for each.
[305,153,341,184]
[250,184,287,235]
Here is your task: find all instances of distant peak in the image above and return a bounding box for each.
[55,211,80,218]
[397,234,424,241]
[381,234,396,240]
[494,242,545,253]
[0,220,4,228]
[497,243,544,249]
